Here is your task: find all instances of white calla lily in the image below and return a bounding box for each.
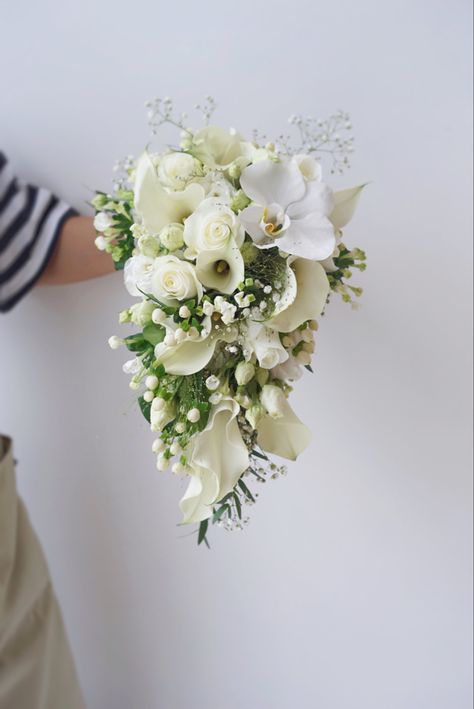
[195,240,244,294]
[269,258,329,332]
[180,398,249,523]
[192,126,244,170]
[330,184,366,230]
[257,385,311,460]
[239,159,336,260]
[154,320,237,376]
[134,151,205,233]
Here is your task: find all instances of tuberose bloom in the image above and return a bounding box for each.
[239,159,336,260]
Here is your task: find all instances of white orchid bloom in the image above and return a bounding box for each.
[239,159,336,261]
[180,398,250,523]
[244,321,289,369]
[191,126,245,170]
[134,151,205,234]
[257,385,311,460]
[269,258,329,332]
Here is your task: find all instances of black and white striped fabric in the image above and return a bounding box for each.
[0,152,77,313]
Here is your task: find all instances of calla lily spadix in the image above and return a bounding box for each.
[134,151,205,233]
[239,159,336,261]
[195,240,244,294]
[180,398,250,524]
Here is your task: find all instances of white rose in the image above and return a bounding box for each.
[159,223,185,251]
[124,254,156,297]
[184,198,244,253]
[93,211,115,233]
[157,152,200,191]
[151,255,203,306]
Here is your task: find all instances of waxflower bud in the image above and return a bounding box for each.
[159,223,185,251]
[235,361,255,386]
[187,408,201,423]
[255,367,269,387]
[138,234,160,258]
[230,189,251,212]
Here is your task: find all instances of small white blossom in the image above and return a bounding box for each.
[205,375,220,391]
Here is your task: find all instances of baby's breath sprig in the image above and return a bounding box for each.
[287,110,354,174]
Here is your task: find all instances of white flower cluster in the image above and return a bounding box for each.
[95,101,367,544]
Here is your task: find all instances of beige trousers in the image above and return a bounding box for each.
[0,437,85,709]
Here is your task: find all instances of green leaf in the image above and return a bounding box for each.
[124,333,148,352]
[212,504,230,523]
[238,479,255,502]
[251,449,268,461]
[143,323,165,346]
[138,396,151,423]
[233,493,242,519]
[198,519,209,546]
[304,364,314,373]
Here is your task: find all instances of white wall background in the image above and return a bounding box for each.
[1,1,472,707]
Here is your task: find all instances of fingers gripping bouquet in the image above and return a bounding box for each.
[93,98,367,545]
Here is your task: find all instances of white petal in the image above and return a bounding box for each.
[179,468,219,524]
[154,336,218,375]
[196,239,244,294]
[269,258,329,332]
[286,181,335,219]
[330,185,366,230]
[240,160,305,210]
[257,397,311,461]
[239,204,269,245]
[134,151,205,233]
[191,399,249,499]
[179,398,250,524]
[276,214,336,261]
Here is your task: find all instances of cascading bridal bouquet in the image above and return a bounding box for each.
[93,97,367,545]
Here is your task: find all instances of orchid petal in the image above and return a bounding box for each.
[276,214,336,261]
[239,204,268,244]
[240,160,305,209]
[286,181,335,219]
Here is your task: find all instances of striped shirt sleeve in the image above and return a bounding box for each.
[0,152,77,313]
